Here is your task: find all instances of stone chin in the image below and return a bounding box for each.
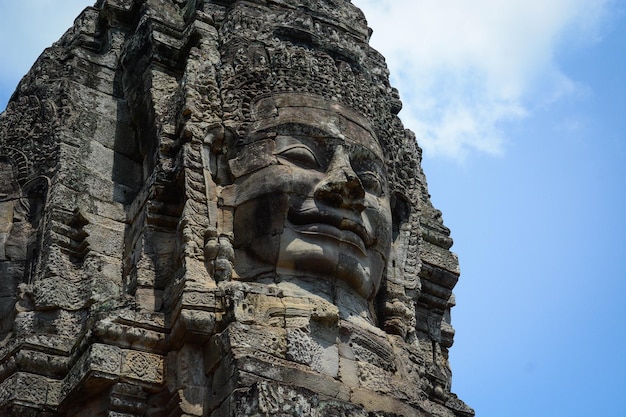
[276,224,385,301]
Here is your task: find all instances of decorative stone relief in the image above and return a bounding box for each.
[0,1,472,416]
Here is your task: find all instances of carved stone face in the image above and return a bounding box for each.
[225,96,392,300]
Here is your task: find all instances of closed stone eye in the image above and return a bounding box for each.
[276,145,320,169]
[359,171,384,196]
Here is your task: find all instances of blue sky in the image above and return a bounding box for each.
[1,1,625,416]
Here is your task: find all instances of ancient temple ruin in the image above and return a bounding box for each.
[0,1,473,416]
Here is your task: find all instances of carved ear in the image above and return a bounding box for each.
[203,124,238,185]
[391,192,410,242]
[377,191,419,339]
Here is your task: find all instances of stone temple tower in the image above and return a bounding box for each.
[0,1,473,416]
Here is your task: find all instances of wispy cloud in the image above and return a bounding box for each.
[0,0,615,155]
[353,0,614,159]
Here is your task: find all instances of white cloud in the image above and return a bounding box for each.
[353,0,614,159]
[0,0,615,156]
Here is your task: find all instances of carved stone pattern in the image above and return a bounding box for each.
[0,0,471,416]
[121,351,164,385]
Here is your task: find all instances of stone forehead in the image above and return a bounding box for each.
[219,1,397,148]
[249,94,384,160]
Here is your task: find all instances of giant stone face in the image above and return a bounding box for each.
[224,94,392,300]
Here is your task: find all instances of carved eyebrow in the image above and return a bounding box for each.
[344,142,386,170]
[269,125,386,171]
[275,133,318,148]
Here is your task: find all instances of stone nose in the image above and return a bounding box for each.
[314,145,365,211]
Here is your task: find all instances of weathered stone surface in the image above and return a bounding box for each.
[0,0,472,416]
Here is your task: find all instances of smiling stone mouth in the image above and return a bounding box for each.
[287,206,375,251]
[291,223,367,254]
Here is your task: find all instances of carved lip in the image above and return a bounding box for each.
[287,206,375,253]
